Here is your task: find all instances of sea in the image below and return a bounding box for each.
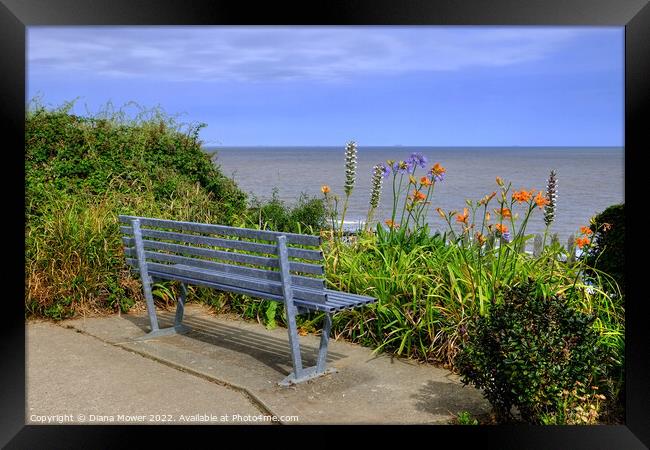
[207,146,624,244]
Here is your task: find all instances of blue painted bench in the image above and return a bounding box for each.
[119,215,376,385]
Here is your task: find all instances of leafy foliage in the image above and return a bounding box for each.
[455,411,479,425]
[25,100,248,318]
[245,188,326,234]
[455,280,603,423]
[582,203,625,294]
[26,100,246,223]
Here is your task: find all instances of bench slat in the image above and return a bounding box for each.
[326,290,376,304]
[121,227,323,261]
[119,215,321,247]
[142,262,327,304]
[144,270,339,313]
[134,268,375,313]
[124,250,324,290]
[122,238,323,275]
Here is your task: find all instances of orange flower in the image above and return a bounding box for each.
[411,190,426,202]
[431,163,446,177]
[512,190,532,203]
[321,185,330,194]
[478,191,497,206]
[420,176,432,186]
[385,219,400,229]
[495,223,509,234]
[576,236,590,249]
[455,208,469,224]
[475,232,487,246]
[495,207,512,218]
[485,211,491,222]
[580,226,593,235]
[534,191,549,209]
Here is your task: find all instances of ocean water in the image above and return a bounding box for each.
[208,146,624,243]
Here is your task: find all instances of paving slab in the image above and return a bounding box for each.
[62,304,490,424]
[26,321,266,425]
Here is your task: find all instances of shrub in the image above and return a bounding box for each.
[289,193,327,233]
[26,100,247,224]
[582,203,624,294]
[246,189,326,234]
[455,280,603,424]
[25,100,248,318]
[247,189,290,231]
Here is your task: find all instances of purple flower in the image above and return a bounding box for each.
[502,232,511,242]
[393,160,410,174]
[408,152,428,169]
[378,163,391,178]
[406,159,416,172]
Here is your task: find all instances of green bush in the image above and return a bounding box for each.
[455,280,603,424]
[25,100,248,318]
[582,203,624,294]
[288,194,327,233]
[26,100,246,224]
[246,188,326,234]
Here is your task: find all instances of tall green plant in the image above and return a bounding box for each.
[364,163,386,232]
[339,140,358,238]
[542,169,558,248]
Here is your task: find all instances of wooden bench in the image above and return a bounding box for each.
[119,215,376,385]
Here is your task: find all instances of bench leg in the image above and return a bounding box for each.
[174,282,187,326]
[316,313,332,373]
[279,312,337,386]
[282,295,304,382]
[133,282,191,341]
[141,275,161,334]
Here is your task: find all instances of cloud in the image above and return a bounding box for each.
[28,26,596,83]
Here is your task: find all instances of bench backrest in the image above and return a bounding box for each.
[119,215,327,303]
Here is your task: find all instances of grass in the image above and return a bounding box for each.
[323,229,623,370]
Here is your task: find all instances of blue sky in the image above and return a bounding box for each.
[27,26,623,146]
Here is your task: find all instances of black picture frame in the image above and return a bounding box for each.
[3,0,647,447]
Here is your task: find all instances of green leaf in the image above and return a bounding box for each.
[264,301,278,330]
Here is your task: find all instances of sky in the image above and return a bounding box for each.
[27,26,624,147]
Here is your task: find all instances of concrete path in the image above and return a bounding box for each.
[27,304,489,425]
[27,320,265,425]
